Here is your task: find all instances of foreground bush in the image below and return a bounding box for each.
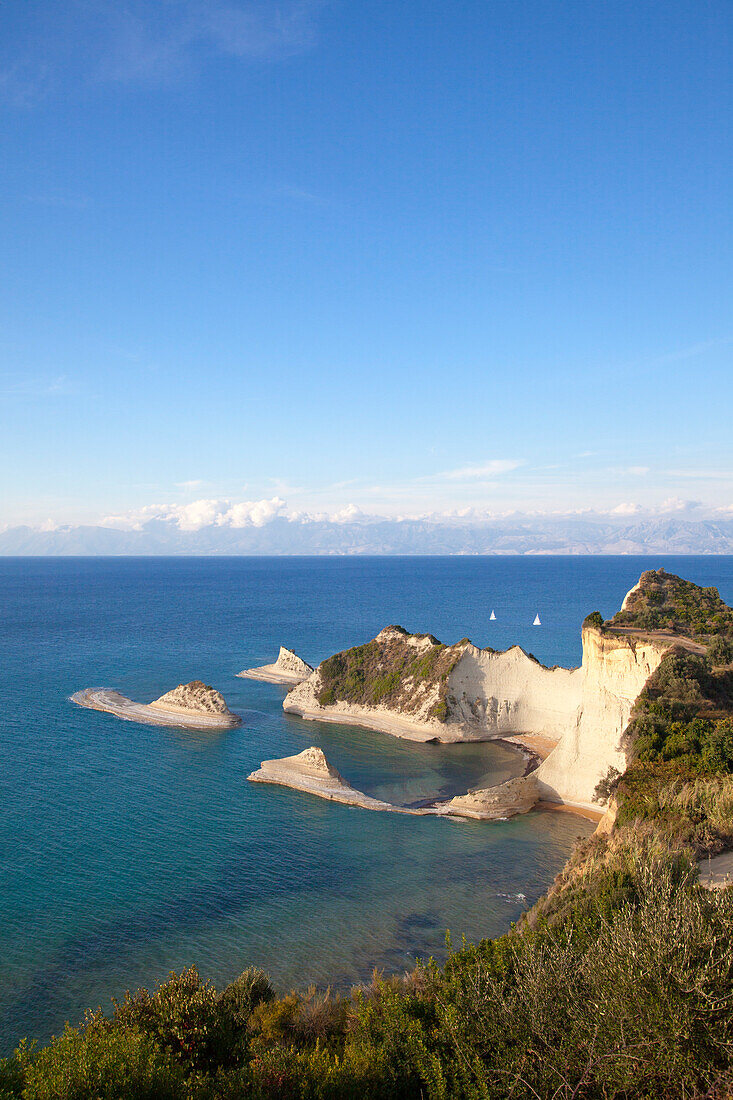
[9,1021,186,1099]
[6,858,733,1099]
[433,864,733,1099]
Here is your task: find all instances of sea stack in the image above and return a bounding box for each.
[248,747,394,811]
[238,647,314,685]
[149,680,236,719]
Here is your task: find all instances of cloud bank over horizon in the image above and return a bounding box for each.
[9,491,729,537]
[4,492,733,557]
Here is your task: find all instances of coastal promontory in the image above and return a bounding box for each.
[281,571,726,814]
[72,680,241,729]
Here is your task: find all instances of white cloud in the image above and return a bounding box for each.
[658,498,704,515]
[86,494,733,536]
[332,503,364,523]
[225,497,287,528]
[175,499,229,530]
[626,466,650,476]
[101,496,288,532]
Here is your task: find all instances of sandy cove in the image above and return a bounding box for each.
[278,702,602,821]
[248,745,541,822]
[72,688,241,730]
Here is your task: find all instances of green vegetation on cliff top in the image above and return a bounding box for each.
[609,567,733,639]
[6,571,733,1099]
[316,627,462,721]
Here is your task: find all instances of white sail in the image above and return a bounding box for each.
[533,613,541,626]
[490,610,496,620]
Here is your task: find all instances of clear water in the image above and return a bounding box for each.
[2,555,732,1050]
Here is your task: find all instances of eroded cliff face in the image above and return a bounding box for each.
[445,645,582,738]
[533,627,670,808]
[284,627,584,743]
[275,647,314,677]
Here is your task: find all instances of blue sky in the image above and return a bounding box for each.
[1,0,731,528]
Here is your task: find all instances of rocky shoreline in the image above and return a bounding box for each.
[277,594,673,816]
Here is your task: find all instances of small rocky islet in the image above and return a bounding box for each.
[71,679,241,730]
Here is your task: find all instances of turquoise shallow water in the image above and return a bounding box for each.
[2,554,733,1050]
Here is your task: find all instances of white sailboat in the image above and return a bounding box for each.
[490,610,496,620]
[533,613,541,626]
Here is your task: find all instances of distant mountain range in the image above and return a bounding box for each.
[3,514,733,555]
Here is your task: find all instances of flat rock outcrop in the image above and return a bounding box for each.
[238,647,314,685]
[441,775,540,820]
[248,747,395,811]
[72,682,240,730]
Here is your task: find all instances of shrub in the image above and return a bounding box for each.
[17,1020,185,1100]
[218,966,275,1025]
[616,766,733,854]
[0,1051,24,1098]
[709,634,733,666]
[610,569,733,640]
[315,631,460,721]
[594,765,620,802]
[430,862,733,1100]
[111,966,219,1069]
[213,967,276,1065]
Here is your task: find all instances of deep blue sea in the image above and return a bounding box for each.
[2,555,733,1051]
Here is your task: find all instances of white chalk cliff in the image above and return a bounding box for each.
[284,585,675,812]
[532,627,668,807]
[238,647,314,685]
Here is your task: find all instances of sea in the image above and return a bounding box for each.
[2,554,733,1051]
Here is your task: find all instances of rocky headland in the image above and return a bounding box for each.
[238,647,314,685]
[280,573,707,815]
[72,680,241,730]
